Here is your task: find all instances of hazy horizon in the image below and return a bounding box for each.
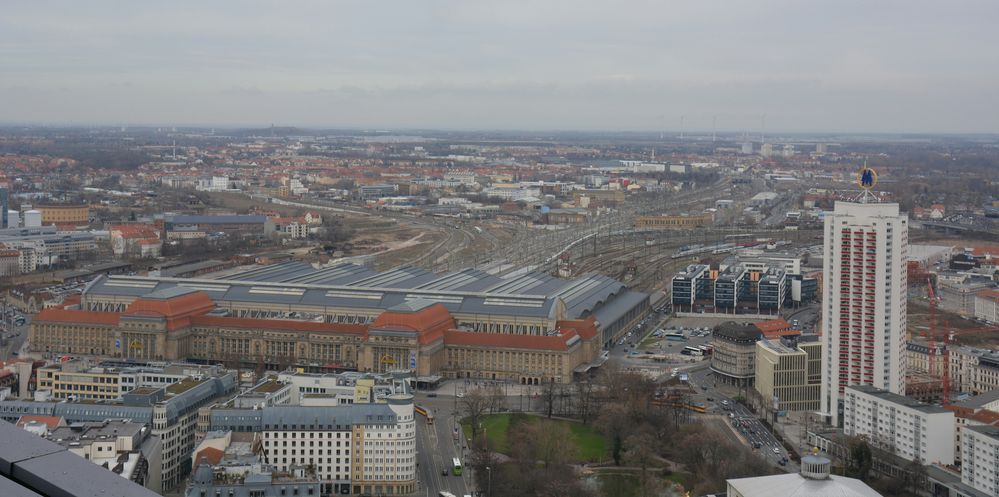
[3,1,998,134]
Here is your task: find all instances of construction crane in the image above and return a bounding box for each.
[924,277,950,405]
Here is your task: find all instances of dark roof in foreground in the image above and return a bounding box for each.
[0,420,160,497]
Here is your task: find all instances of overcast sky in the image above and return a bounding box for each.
[2,1,997,133]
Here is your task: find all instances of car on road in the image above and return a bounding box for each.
[773,447,781,454]
[456,393,464,398]
[427,393,438,397]
[442,469,449,476]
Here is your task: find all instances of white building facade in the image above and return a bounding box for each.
[843,385,955,465]
[822,201,908,426]
[961,425,999,496]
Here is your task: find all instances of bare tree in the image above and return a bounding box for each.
[541,378,558,418]
[573,381,595,424]
[461,388,492,441]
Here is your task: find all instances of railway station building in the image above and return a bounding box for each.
[30,262,649,384]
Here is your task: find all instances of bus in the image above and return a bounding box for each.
[697,345,713,356]
[452,457,463,476]
[664,331,686,341]
[439,492,457,497]
[681,346,704,356]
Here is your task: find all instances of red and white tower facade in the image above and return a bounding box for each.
[821,180,908,426]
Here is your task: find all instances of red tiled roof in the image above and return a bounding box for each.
[123,291,216,330]
[755,318,793,338]
[16,415,65,430]
[443,329,580,352]
[977,289,999,302]
[111,224,160,239]
[61,294,82,308]
[555,316,599,341]
[371,304,455,344]
[34,308,120,326]
[970,246,999,258]
[190,315,367,335]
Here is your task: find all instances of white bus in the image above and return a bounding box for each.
[681,346,704,356]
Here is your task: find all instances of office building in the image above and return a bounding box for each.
[209,394,416,496]
[35,360,225,401]
[755,335,822,412]
[821,201,908,426]
[974,289,999,324]
[961,425,999,496]
[711,322,762,387]
[843,385,955,465]
[671,264,711,310]
[726,451,882,497]
[0,187,8,228]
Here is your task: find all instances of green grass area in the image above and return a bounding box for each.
[664,471,692,487]
[461,413,607,462]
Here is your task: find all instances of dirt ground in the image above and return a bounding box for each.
[908,302,999,348]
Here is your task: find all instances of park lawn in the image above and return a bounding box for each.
[462,413,607,462]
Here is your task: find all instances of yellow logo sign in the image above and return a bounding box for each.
[857,167,877,190]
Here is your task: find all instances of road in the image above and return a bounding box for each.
[0,306,30,362]
[685,364,798,471]
[413,393,475,497]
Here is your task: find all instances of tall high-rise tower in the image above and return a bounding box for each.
[0,187,8,228]
[820,196,908,426]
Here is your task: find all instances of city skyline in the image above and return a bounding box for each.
[2,1,999,133]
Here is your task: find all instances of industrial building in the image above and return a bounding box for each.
[634,212,714,230]
[165,214,273,240]
[30,262,649,384]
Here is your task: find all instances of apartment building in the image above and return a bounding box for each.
[843,385,955,465]
[961,425,999,496]
[949,346,999,396]
[822,201,908,426]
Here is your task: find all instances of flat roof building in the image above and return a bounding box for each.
[844,385,955,465]
[755,335,822,413]
[727,451,882,497]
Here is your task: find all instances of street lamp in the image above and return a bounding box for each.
[485,466,492,497]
